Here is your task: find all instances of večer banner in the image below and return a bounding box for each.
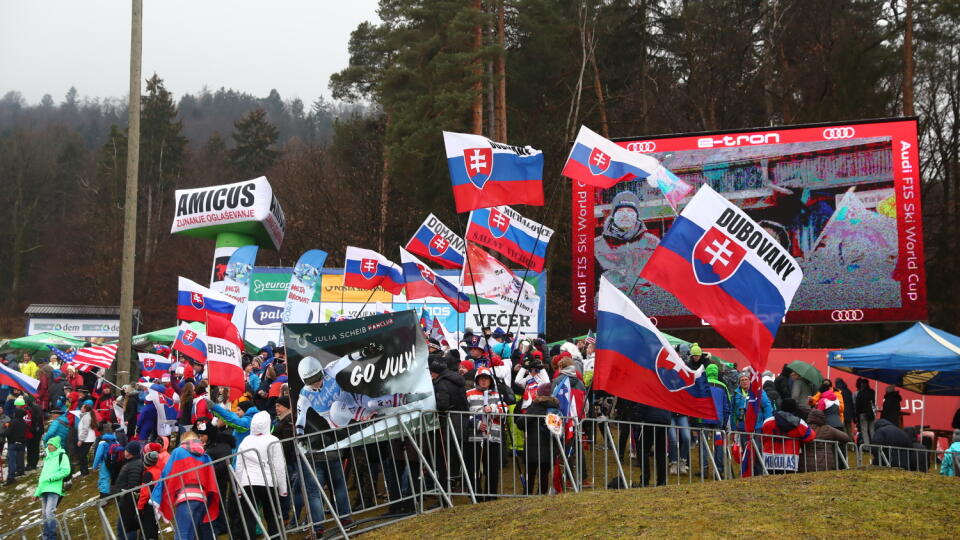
[284,311,435,449]
[171,176,286,250]
[571,117,927,329]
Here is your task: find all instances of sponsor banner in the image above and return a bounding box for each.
[27,318,121,339]
[285,311,435,449]
[573,117,927,328]
[209,246,234,292]
[319,273,394,303]
[171,176,286,250]
[223,245,259,335]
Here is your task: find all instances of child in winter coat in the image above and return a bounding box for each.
[35,436,72,540]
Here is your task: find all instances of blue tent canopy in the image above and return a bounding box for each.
[828,322,960,396]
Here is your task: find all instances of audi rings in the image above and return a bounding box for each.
[626,141,656,152]
[831,309,864,322]
[822,127,855,140]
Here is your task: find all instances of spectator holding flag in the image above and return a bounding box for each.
[466,367,509,500]
[700,364,731,477]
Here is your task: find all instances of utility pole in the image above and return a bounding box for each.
[118,0,142,387]
[902,0,914,116]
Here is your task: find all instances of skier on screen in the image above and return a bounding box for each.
[595,191,660,296]
[295,343,430,431]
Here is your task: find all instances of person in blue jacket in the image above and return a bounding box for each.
[91,426,119,497]
[207,400,260,450]
[136,400,158,442]
[732,371,773,431]
[41,409,71,445]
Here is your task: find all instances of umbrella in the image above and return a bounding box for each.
[787,360,823,387]
[110,322,260,355]
[1,331,87,352]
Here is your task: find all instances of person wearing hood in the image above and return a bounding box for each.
[516,384,558,494]
[833,378,855,437]
[595,190,660,296]
[801,409,851,472]
[234,410,287,540]
[759,399,815,473]
[700,364,731,477]
[813,382,845,430]
[194,418,240,537]
[35,436,72,540]
[940,429,960,477]
[150,432,220,540]
[465,367,509,500]
[91,424,119,497]
[42,408,72,445]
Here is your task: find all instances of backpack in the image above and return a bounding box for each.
[105,441,127,475]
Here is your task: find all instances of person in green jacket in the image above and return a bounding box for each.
[35,436,71,540]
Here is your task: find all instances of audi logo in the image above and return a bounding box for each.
[627,141,656,153]
[822,127,855,140]
[831,309,864,322]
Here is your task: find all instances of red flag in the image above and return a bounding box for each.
[205,316,245,400]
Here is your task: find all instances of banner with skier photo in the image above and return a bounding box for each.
[284,310,436,450]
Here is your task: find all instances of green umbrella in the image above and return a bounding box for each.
[547,332,729,366]
[787,360,823,387]
[115,322,260,355]
[2,331,87,352]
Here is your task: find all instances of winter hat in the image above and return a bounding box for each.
[459,360,475,372]
[474,367,494,383]
[238,400,255,412]
[275,363,286,376]
[537,384,553,397]
[427,338,442,349]
[125,441,142,457]
[193,417,213,436]
[705,364,720,383]
[13,397,25,407]
[689,343,703,356]
[83,399,94,408]
[143,451,159,467]
[429,361,446,375]
[144,442,162,454]
[780,398,799,414]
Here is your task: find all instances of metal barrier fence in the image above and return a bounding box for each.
[1,410,944,539]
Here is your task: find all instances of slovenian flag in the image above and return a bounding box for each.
[400,248,471,313]
[593,276,718,420]
[172,322,208,363]
[343,246,405,294]
[443,131,544,213]
[138,352,172,378]
[0,362,39,396]
[177,276,236,322]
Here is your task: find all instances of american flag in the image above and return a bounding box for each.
[46,345,94,373]
[73,344,118,371]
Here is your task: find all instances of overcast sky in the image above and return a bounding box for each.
[0,0,380,105]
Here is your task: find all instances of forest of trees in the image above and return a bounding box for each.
[1,0,958,348]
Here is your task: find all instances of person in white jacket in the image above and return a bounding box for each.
[75,400,98,476]
[234,410,287,539]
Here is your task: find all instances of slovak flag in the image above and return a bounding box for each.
[343,246,405,294]
[405,214,465,269]
[172,323,208,363]
[640,184,802,372]
[443,131,544,213]
[593,276,718,420]
[563,125,674,190]
[400,248,471,313]
[177,277,236,322]
[138,352,172,378]
[465,206,553,272]
[205,316,246,400]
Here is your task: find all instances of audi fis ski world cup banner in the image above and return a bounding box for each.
[571,118,927,328]
[171,176,286,250]
[284,311,435,449]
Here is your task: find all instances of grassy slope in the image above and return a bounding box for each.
[370,469,960,539]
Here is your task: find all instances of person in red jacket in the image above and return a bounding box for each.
[760,398,815,474]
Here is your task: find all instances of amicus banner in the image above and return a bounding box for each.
[572,118,927,329]
[171,176,286,250]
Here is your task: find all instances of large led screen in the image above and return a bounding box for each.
[571,118,926,328]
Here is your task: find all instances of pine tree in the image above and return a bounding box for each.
[230,108,280,178]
